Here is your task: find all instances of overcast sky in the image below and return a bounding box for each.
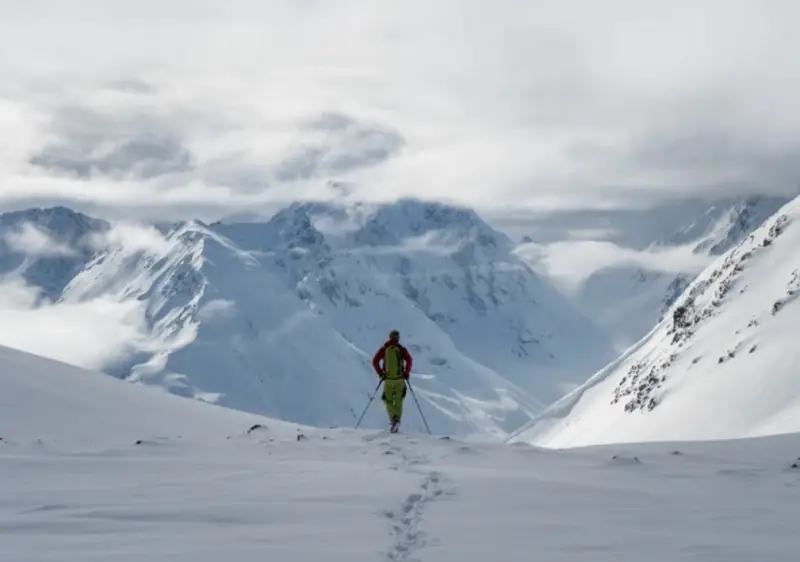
[2,0,800,222]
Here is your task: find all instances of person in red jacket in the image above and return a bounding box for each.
[372,329,412,431]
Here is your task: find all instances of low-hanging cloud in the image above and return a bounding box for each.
[516,239,713,294]
[356,229,467,257]
[3,223,78,257]
[0,277,150,370]
[87,222,178,256]
[197,299,236,322]
[0,218,190,371]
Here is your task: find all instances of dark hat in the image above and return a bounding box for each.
[389,329,400,341]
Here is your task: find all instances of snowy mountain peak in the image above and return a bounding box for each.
[210,202,334,259]
[0,205,106,229]
[665,194,790,255]
[214,197,511,261]
[271,212,327,250]
[510,195,800,447]
[702,195,789,255]
[0,206,109,247]
[372,198,485,231]
[351,198,511,255]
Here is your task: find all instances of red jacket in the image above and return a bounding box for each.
[372,340,412,377]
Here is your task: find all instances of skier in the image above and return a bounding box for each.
[371,329,413,432]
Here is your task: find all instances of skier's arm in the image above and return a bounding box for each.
[372,345,386,376]
[401,346,412,376]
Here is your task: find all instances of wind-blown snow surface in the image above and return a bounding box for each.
[510,195,800,448]
[0,201,615,438]
[4,343,800,561]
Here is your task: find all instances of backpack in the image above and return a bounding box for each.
[383,343,405,379]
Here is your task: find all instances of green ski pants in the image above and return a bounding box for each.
[381,378,407,421]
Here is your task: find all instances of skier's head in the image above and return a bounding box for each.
[389,329,400,342]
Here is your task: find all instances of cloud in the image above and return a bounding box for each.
[272,113,404,182]
[0,219,194,371]
[310,212,363,238]
[1,0,800,220]
[197,299,236,322]
[27,104,196,180]
[3,223,78,257]
[0,277,149,371]
[87,222,177,256]
[381,230,465,256]
[516,239,713,293]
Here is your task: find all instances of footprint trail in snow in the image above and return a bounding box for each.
[375,435,456,561]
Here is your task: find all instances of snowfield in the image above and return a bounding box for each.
[4,343,800,561]
[511,195,800,448]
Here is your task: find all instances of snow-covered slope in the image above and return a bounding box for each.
[4,341,800,561]
[509,195,800,447]
[0,343,281,446]
[0,199,616,438]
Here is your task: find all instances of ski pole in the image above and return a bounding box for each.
[406,380,432,435]
[354,379,383,429]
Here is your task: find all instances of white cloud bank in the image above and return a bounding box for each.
[4,223,77,257]
[0,278,149,370]
[0,221,182,371]
[88,222,177,255]
[516,240,713,293]
[0,0,799,221]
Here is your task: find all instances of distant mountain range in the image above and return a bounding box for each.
[0,193,789,440]
[0,199,616,438]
